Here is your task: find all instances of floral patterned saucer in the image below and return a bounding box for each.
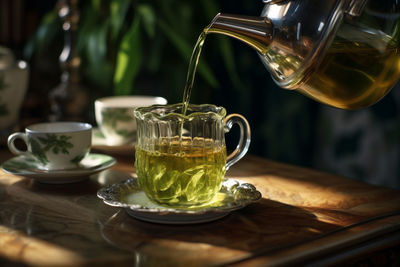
[97,178,262,224]
[1,153,116,184]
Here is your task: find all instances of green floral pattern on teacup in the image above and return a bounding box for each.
[29,134,74,165]
[101,108,135,138]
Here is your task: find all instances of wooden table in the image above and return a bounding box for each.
[0,149,399,267]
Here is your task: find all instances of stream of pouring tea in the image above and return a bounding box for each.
[181,31,207,115]
[135,29,226,207]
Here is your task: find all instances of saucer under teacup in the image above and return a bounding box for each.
[97,177,262,224]
[92,128,135,156]
[1,153,116,184]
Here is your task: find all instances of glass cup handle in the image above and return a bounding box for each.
[224,113,251,170]
[7,132,29,156]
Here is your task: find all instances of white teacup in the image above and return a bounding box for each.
[7,122,92,170]
[95,96,167,146]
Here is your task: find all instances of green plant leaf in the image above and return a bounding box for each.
[217,37,245,89]
[146,34,165,72]
[199,0,218,17]
[110,0,131,41]
[75,3,113,91]
[158,19,219,88]
[87,23,108,68]
[113,15,142,95]
[76,4,98,54]
[23,10,60,60]
[138,4,156,38]
[91,0,102,12]
[83,20,114,89]
[159,1,181,32]
[200,1,244,90]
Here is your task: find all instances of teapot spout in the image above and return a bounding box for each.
[206,13,274,55]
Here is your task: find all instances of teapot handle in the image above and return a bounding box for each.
[224,114,251,170]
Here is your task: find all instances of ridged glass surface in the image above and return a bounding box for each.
[134,104,228,207]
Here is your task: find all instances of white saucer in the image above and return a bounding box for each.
[92,128,135,156]
[97,178,262,224]
[1,153,116,184]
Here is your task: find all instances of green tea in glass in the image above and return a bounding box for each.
[134,103,250,207]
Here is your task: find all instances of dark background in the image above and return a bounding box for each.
[1,0,399,189]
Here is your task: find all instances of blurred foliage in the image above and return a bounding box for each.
[24,0,318,168]
[24,0,245,103]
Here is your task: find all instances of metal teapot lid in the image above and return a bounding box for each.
[263,0,366,16]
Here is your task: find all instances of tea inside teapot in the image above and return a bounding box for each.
[295,22,399,109]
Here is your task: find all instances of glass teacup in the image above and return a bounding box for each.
[134,103,250,207]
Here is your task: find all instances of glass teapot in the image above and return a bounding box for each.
[207,0,400,109]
